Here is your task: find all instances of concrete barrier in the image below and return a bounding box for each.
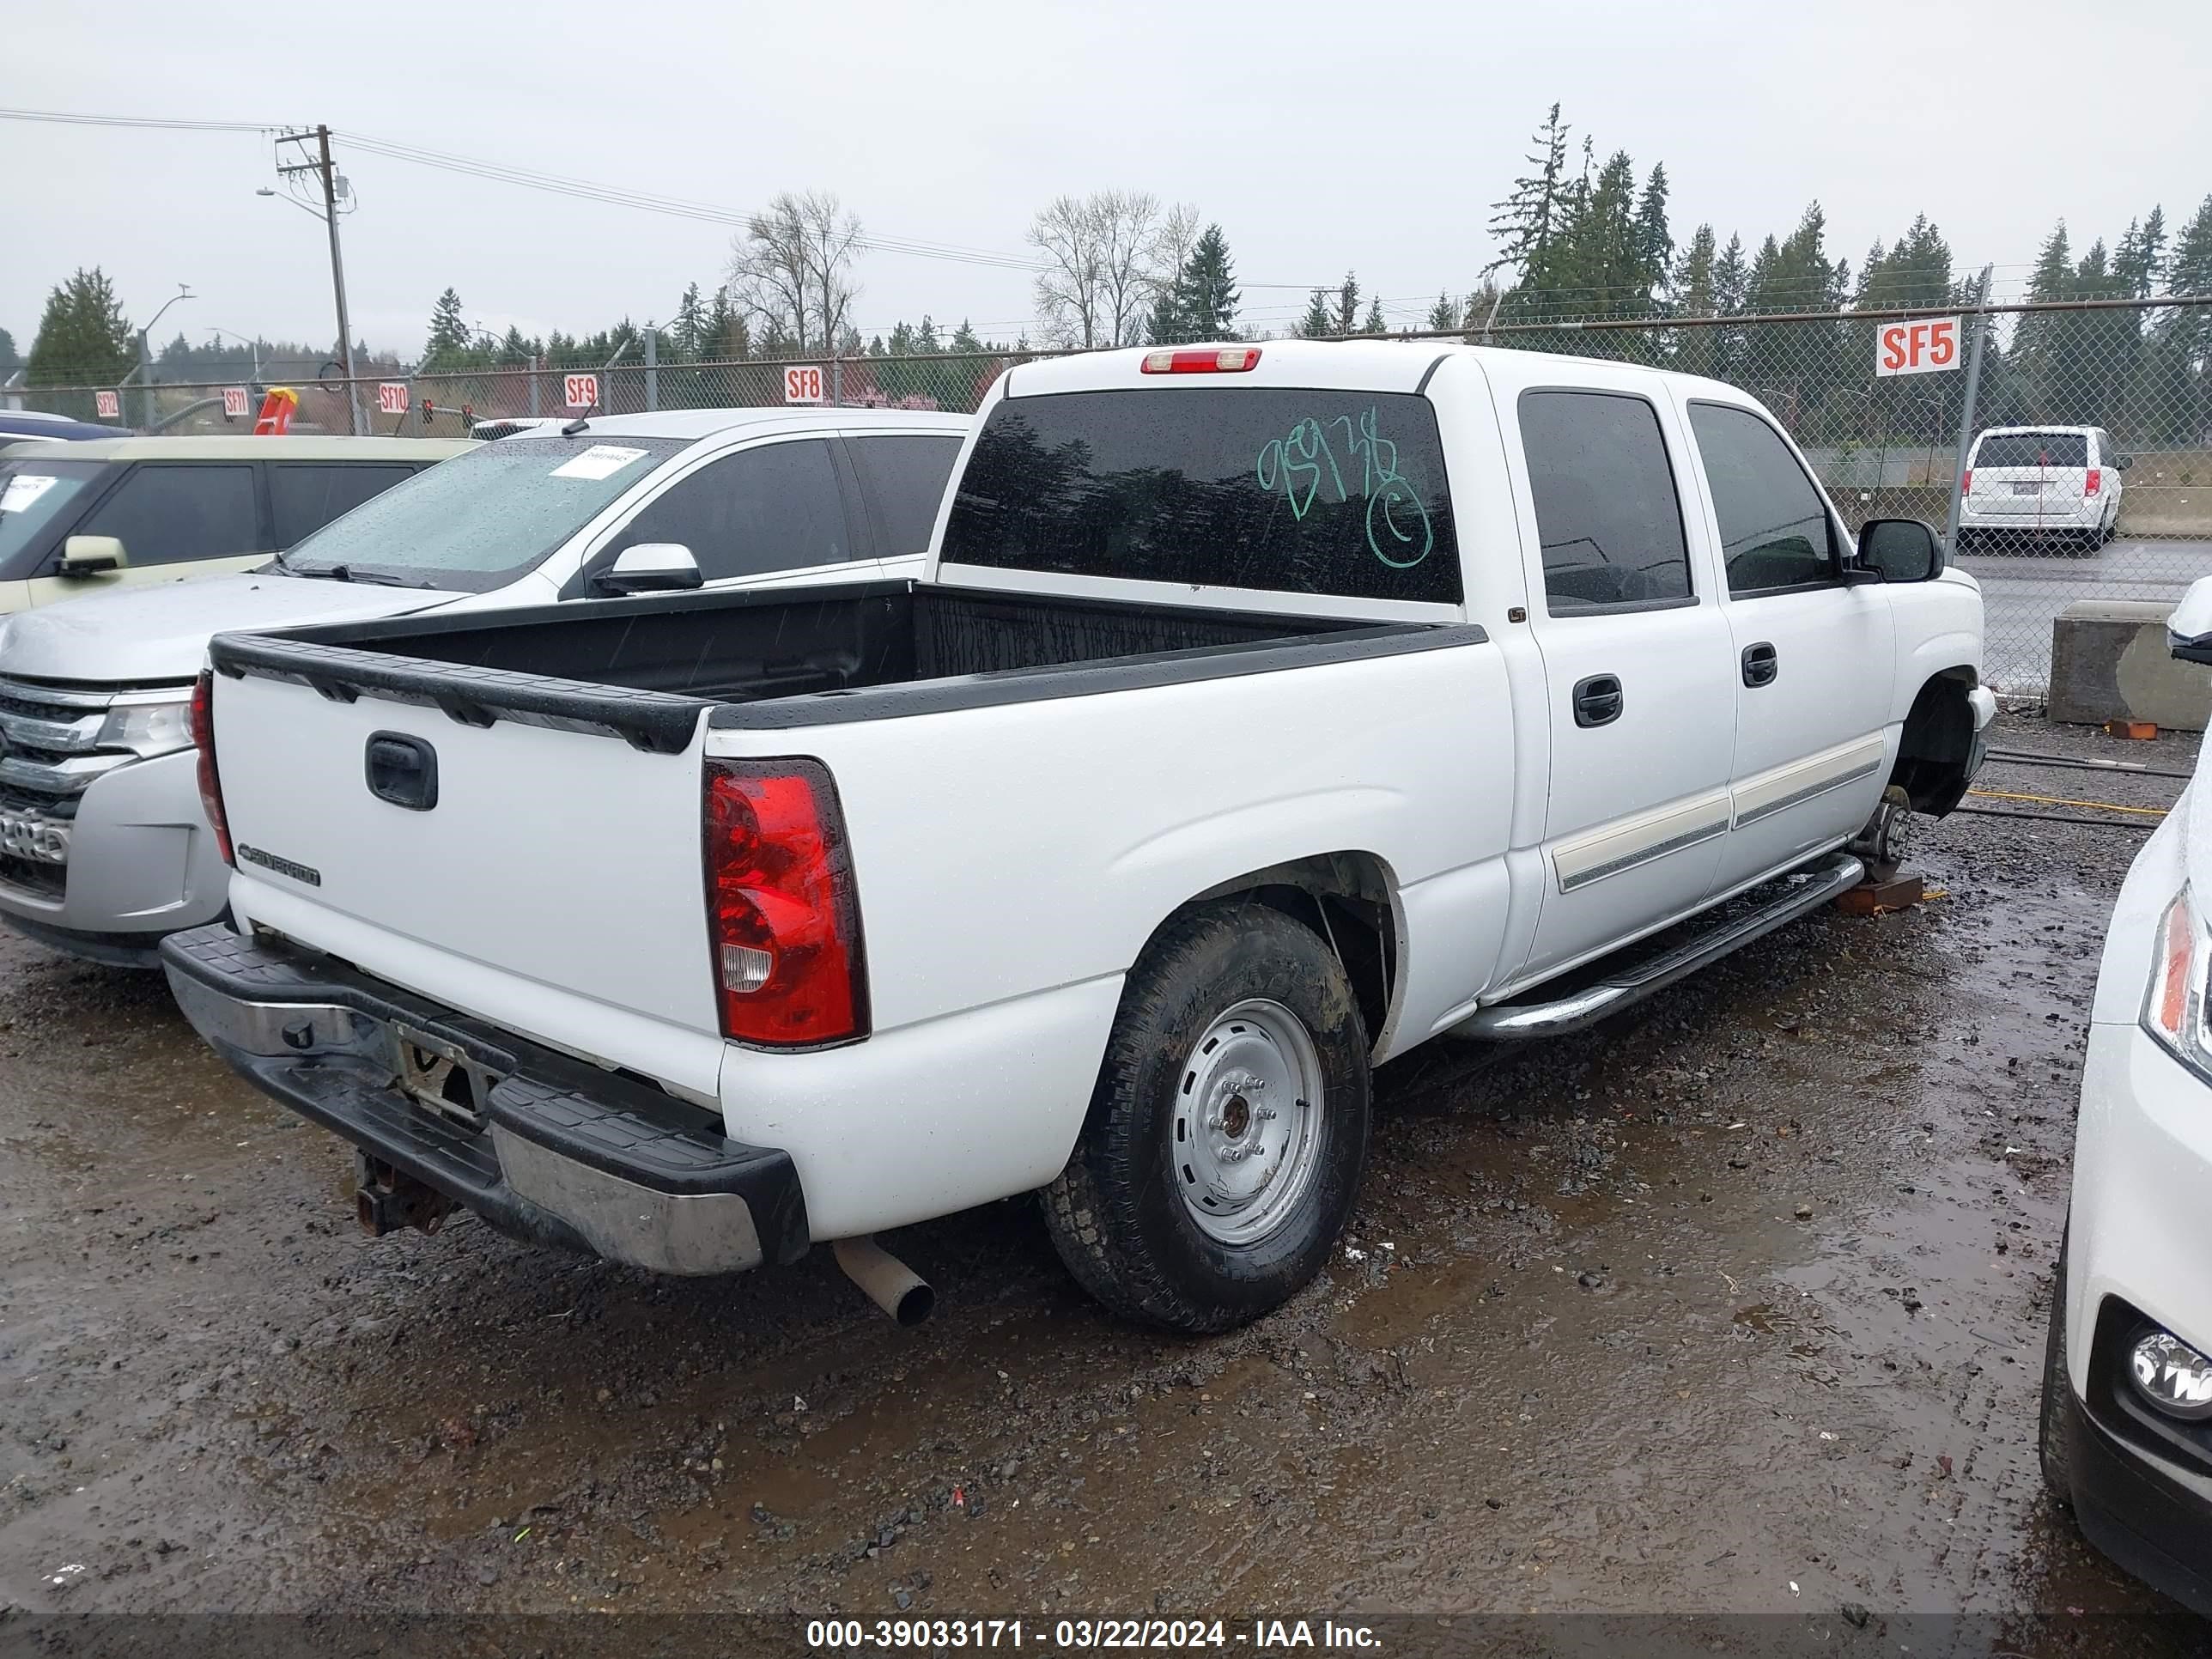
[2047,599,2212,731]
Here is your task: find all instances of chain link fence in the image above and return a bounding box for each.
[11,298,2209,693]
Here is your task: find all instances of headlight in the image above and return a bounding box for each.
[96,695,195,759]
[2142,887,2212,1075]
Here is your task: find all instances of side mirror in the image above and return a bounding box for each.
[2170,574,2212,665]
[1857,518,1942,584]
[592,541,702,597]
[59,534,128,575]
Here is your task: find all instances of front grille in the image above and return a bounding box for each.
[0,853,65,899]
[0,675,180,805]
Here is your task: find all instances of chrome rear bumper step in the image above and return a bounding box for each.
[1450,851,1865,1042]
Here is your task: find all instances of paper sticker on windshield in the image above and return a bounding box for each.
[0,474,59,514]
[550,445,650,482]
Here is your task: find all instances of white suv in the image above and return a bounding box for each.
[1958,425,2128,552]
[2039,575,2212,1617]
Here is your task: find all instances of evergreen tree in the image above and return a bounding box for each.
[1361,296,1386,336]
[2009,221,2076,422]
[1150,224,1239,344]
[671,282,707,360]
[1425,291,1459,331]
[1297,287,1334,338]
[423,288,470,364]
[1632,163,1673,305]
[26,268,135,389]
[1488,103,1571,283]
[1333,273,1361,337]
[1710,233,1750,383]
[1671,225,1719,374]
[0,326,17,376]
[950,319,984,353]
[2148,197,2212,441]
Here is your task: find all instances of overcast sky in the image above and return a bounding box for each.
[6,0,2207,362]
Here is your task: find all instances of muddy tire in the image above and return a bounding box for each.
[2039,1224,2075,1508]
[1042,901,1371,1334]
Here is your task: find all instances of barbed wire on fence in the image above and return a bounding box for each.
[9,295,2211,695]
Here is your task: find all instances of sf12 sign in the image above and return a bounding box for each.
[783,364,825,404]
[1876,316,1960,378]
[94,390,121,420]
[563,373,599,410]
[378,382,410,416]
[222,387,250,420]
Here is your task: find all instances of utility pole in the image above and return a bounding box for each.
[1944,264,1994,547]
[276,125,364,434]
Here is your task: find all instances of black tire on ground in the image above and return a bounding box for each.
[1042,899,1373,1333]
[2039,1224,2075,1508]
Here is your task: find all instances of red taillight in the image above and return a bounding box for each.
[703,759,866,1046]
[190,670,233,867]
[2086,467,2102,496]
[1961,469,1974,495]
[1139,346,1261,374]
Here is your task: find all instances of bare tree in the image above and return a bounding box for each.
[726,191,863,355]
[1028,191,1196,349]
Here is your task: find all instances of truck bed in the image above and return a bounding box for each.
[208,579,1467,750]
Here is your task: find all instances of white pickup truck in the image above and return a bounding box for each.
[164,341,1995,1333]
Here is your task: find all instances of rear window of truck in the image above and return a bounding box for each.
[1974,432,2087,469]
[941,388,1462,604]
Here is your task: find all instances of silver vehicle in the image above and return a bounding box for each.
[0,409,967,964]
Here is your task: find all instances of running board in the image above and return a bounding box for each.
[1449,852,1865,1042]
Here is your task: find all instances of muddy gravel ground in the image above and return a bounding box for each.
[3,713,2209,1657]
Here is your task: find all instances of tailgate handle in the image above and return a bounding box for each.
[364,732,439,811]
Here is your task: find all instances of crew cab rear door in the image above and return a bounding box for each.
[1502,372,1737,982]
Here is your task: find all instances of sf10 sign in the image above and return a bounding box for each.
[563,373,599,410]
[94,390,121,420]
[783,364,826,404]
[222,387,250,419]
[378,382,410,416]
[1876,316,1960,378]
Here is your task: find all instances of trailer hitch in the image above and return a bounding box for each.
[356,1153,454,1237]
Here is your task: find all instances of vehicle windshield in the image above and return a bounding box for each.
[1976,432,2088,469]
[276,435,689,592]
[0,457,106,574]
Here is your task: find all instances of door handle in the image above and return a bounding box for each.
[1572,673,1624,728]
[1741,642,1779,688]
[364,732,440,811]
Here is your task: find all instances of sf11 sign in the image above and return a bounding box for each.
[564,374,599,410]
[378,382,410,416]
[783,364,826,404]
[222,387,250,420]
[1876,316,1960,378]
[94,390,121,420]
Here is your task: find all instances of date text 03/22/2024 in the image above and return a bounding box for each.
[803,1617,1384,1650]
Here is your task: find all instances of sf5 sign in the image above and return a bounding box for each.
[1876,317,1960,378]
[784,364,825,404]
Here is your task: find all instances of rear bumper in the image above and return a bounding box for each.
[159,924,809,1274]
[1958,498,2104,532]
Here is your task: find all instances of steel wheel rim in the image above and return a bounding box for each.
[1170,997,1325,1246]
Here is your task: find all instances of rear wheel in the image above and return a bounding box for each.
[2039,1224,2076,1508]
[1042,901,1372,1333]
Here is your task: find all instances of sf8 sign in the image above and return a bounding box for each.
[783,364,825,404]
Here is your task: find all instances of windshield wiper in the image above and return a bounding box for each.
[282,563,412,586]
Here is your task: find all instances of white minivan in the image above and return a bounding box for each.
[1957,425,2129,552]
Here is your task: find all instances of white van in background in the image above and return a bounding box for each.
[1957,425,2130,552]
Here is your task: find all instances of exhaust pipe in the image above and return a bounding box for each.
[833,1237,934,1327]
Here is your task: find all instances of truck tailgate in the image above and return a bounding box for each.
[206,658,723,1087]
